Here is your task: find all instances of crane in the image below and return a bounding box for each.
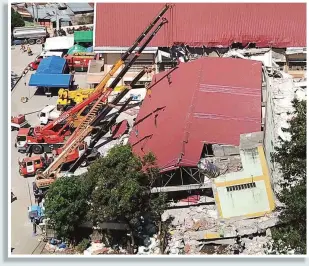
[23,4,171,155]
[34,11,169,188]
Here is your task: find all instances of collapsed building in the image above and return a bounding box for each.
[82,3,307,255]
[127,51,306,254]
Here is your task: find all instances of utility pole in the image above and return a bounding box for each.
[32,3,35,23]
[55,7,59,31]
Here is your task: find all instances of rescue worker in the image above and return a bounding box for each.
[27,45,32,56]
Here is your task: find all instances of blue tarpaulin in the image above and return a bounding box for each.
[36,56,66,74]
[29,74,73,88]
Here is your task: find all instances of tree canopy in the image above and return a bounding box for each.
[271,99,306,254]
[11,8,25,30]
[44,144,166,245]
[87,145,166,232]
[44,176,93,242]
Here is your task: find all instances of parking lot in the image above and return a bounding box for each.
[10,44,89,254]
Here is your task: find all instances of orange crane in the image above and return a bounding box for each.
[33,5,170,190]
[20,4,171,155]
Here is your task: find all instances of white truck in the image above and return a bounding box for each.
[38,105,61,125]
[12,26,48,45]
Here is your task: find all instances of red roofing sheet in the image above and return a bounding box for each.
[95,3,306,48]
[111,120,129,139]
[128,57,262,171]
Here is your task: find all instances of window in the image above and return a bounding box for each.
[226,182,256,192]
[26,161,33,166]
[17,136,26,142]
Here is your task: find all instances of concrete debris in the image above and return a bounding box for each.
[83,242,127,255]
[137,235,160,255]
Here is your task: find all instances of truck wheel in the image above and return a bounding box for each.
[36,39,42,44]
[32,145,43,154]
[22,39,28,45]
[28,39,35,45]
[80,160,88,167]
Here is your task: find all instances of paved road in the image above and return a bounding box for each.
[11,44,90,255]
[11,44,50,255]
[10,44,137,254]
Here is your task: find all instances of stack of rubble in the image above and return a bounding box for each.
[162,198,280,255]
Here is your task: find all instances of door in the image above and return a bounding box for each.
[78,144,86,158]
[26,161,35,173]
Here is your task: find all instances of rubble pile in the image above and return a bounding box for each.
[161,199,280,255]
[137,235,161,255]
[83,242,127,255]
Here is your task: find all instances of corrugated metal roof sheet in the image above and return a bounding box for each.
[67,3,94,13]
[95,3,306,48]
[128,57,262,171]
[27,4,74,21]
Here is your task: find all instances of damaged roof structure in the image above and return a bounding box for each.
[95,3,306,48]
[129,57,262,173]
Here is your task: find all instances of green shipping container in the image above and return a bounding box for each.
[74,31,93,43]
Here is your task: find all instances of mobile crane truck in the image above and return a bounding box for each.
[32,4,171,192]
[17,4,170,156]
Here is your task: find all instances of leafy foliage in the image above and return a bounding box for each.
[44,144,166,244]
[76,238,91,253]
[86,144,166,234]
[271,99,306,254]
[11,8,25,30]
[44,176,93,241]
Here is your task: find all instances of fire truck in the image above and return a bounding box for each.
[16,5,169,157]
[32,4,171,191]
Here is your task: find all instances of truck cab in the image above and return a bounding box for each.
[39,105,61,125]
[28,203,45,224]
[15,128,30,150]
[18,154,50,177]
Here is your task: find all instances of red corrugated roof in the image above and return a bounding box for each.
[95,3,306,48]
[128,57,262,171]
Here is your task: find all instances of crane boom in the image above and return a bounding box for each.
[41,4,171,132]
[37,11,169,179]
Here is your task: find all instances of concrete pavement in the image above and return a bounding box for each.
[10,44,89,255]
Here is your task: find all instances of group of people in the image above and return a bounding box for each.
[20,44,33,56]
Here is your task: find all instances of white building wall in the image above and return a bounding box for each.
[217,180,270,218]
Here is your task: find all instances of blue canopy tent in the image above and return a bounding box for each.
[36,56,67,74]
[29,74,73,88]
[29,56,73,89]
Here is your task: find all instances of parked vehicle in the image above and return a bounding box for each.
[11,115,30,131]
[18,154,51,177]
[28,203,45,224]
[38,105,61,125]
[12,26,48,45]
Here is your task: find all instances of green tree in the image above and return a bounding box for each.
[44,176,93,243]
[85,144,167,246]
[11,8,25,30]
[271,99,306,254]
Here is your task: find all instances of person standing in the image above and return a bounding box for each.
[42,42,45,51]
[27,45,32,56]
